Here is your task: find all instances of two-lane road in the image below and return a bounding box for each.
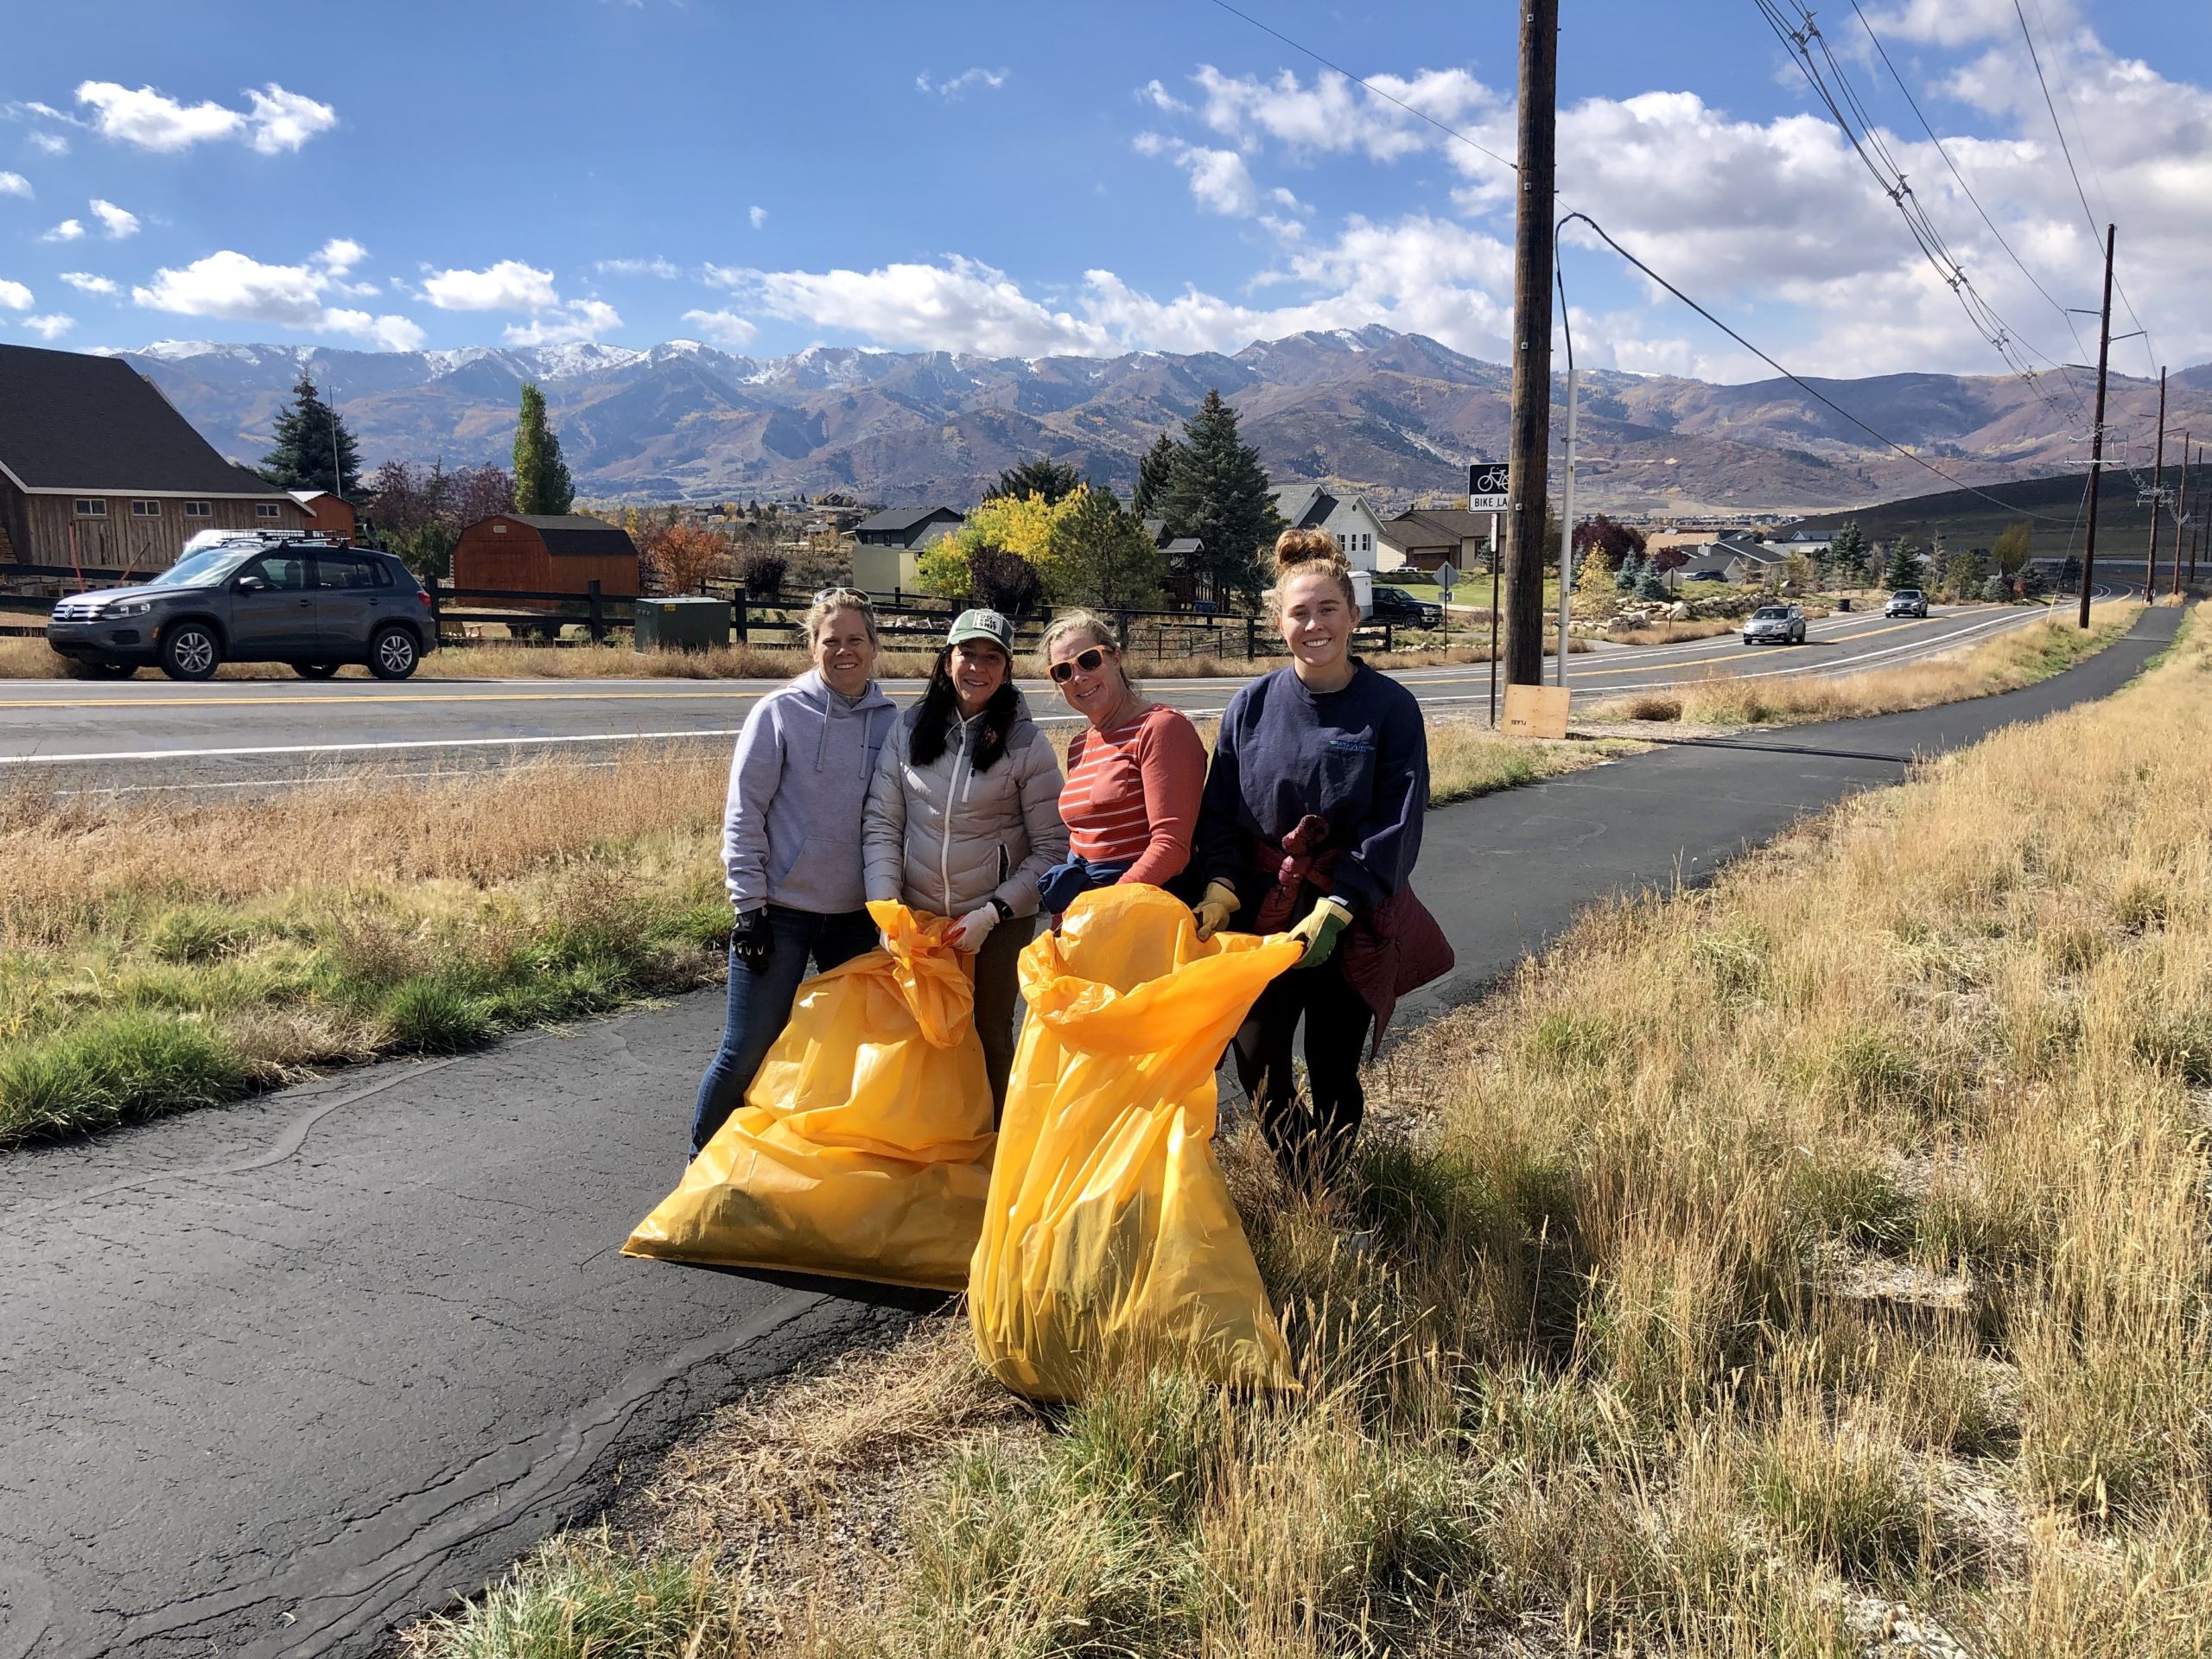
[0,602,2072,794]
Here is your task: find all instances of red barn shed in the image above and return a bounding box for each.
[451,513,640,604]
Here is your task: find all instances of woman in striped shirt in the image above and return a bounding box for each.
[1035,612,1208,916]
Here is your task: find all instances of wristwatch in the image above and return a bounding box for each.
[986,895,1014,925]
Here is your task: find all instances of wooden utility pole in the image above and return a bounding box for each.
[2145,366,2166,598]
[2077,224,2116,631]
[1503,0,1560,685]
[2172,430,2190,598]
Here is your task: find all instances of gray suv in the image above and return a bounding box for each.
[47,533,436,682]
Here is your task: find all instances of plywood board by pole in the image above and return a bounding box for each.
[1501,683,1571,740]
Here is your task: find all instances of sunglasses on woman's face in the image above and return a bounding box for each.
[1048,646,1110,684]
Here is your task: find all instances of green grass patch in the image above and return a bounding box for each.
[0,1008,250,1144]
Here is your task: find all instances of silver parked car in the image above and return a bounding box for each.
[1742,603,1807,645]
[46,531,436,682]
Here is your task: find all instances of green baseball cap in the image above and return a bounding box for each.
[947,607,1014,654]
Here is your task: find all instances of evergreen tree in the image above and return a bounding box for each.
[1045,486,1166,611]
[1161,389,1282,605]
[1829,521,1870,585]
[260,372,362,498]
[1884,535,1927,591]
[986,457,1083,505]
[512,383,575,516]
[1131,433,1179,520]
[1636,562,1672,601]
[1615,551,1645,593]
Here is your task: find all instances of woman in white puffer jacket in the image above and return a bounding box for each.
[863,607,1066,1110]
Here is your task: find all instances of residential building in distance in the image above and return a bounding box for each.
[0,341,306,573]
[1381,507,1496,575]
[851,505,964,593]
[1269,483,1389,571]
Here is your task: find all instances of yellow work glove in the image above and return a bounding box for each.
[1192,880,1242,942]
[1288,898,1353,969]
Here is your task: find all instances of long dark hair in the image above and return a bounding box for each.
[910,646,1020,772]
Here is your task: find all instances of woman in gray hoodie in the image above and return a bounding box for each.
[863,607,1066,1109]
[689,590,899,1157]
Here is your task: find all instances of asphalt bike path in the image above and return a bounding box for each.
[0,601,2179,1656]
[0,601,2073,794]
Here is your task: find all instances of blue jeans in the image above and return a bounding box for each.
[689,905,878,1157]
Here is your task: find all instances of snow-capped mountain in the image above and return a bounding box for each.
[108,328,2196,514]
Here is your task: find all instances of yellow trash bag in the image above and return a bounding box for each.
[625,901,994,1291]
[969,883,1302,1402]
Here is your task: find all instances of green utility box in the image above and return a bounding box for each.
[633,597,731,652]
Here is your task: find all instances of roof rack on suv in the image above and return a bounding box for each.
[180,527,353,556]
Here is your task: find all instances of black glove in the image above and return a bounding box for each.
[731,906,772,973]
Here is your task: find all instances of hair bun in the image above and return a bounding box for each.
[1273,526,1344,571]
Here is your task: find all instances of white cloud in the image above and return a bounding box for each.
[39,218,84,243]
[915,67,1007,99]
[89,198,138,238]
[59,271,117,294]
[423,259,561,311]
[321,308,426,351]
[681,308,759,347]
[1177,146,1260,216]
[0,280,31,310]
[0,171,29,197]
[23,313,73,340]
[721,255,1116,357]
[750,205,768,230]
[131,247,424,351]
[503,298,622,346]
[315,238,366,274]
[243,85,339,154]
[596,256,680,278]
[29,132,68,156]
[71,79,334,153]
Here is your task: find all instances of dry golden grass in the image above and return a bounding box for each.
[1599,602,2140,726]
[419,610,2212,1655]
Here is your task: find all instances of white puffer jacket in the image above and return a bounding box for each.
[862,690,1067,919]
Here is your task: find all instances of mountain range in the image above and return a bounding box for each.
[107,328,2211,517]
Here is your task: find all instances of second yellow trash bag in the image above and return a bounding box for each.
[624,902,994,1292]
[969,884,1302,1402]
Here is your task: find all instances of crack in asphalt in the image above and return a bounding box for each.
[110,1292,832,1656]
[0,1059,467,1228]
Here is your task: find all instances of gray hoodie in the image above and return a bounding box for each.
[721,670,899,915]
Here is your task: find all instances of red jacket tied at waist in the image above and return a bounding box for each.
[1248,822,1454,1052]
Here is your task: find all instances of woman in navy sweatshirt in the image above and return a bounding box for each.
[1193,530,1452,1186]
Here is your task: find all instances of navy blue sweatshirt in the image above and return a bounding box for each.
[1196,662,1428,918]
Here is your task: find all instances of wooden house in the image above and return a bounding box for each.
[451,513,640,604]
[0,342,305,574]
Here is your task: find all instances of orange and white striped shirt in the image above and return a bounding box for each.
[1058,704,1208,887]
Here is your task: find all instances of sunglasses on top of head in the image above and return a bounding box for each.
[1048,646,1111,684]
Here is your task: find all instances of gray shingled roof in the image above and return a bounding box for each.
[855,505,963,535]
[0,343,288,496]
[1268,483,1337,530]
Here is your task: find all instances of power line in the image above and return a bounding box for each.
[1198,0,1520,178]
[2012,0,2161,378]
[1756,0,2087,425]
[1560,212,2081,524]
[1842,0,2094,371]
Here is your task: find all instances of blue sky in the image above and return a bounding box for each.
[2,0,2205,381]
